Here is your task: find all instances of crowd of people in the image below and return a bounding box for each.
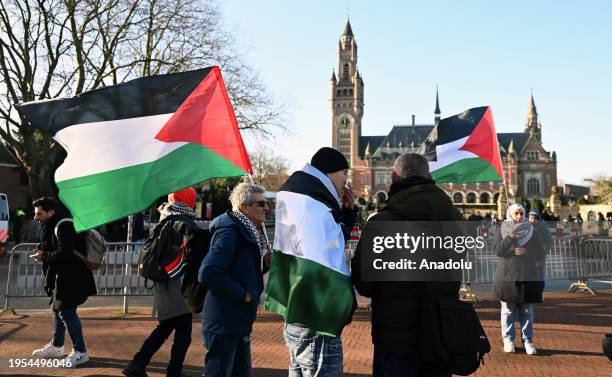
[24,147,576,377]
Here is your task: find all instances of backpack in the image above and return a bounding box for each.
[139,217,184,286]
[55,218,106,270]
[177,221,212,313]
[421,296,491,376]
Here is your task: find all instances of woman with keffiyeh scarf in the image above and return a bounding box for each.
[493,203,545,356]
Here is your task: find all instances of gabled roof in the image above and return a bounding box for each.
[379,125,434,148]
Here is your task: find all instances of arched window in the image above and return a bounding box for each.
[493,192,501,203]
[466,192,477,203]
[480,192,490,204]
[453,193,464,203]
[349,89,353,96]
[337,89,341,97]
[343,89,348,96]
[527,178,540,196]
[343,64,349,80]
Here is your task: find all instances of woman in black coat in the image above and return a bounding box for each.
[493,203,544,356]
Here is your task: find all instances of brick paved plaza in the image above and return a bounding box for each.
[0,291,610,377]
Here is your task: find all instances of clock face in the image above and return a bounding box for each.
[339,118,351,128]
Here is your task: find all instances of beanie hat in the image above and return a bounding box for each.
[311,147,349,174]
[168,187,197,209]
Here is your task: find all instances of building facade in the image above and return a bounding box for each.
[330,21,558,209]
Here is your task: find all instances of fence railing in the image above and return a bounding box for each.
[1,242,148,316]
[460,227,612,300]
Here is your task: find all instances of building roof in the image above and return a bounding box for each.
[497,132,530,156]
[358,136,385,158]
[0,143,19,167]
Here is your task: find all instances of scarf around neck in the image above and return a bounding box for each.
[159,201,197,221]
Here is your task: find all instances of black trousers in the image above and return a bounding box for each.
[130,312,193,377]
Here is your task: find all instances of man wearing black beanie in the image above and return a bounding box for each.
[265,146,357,376]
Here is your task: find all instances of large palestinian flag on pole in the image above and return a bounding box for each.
[264,165,354,337]
[421,106,503,183]
[15,67,251,231]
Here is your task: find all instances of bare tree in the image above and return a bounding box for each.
[250,146,290,191]
[0,0,283,199]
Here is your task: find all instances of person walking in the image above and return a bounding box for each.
[123,187,200,377]
[30,197,97,367]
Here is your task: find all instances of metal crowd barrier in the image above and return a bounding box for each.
[1,242,148,316]
[460,225,612,300]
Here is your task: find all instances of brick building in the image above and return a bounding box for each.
[330,20,558,209]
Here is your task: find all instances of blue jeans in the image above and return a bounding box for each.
[52,306,86,353]
[373,347,451,377]
[202,331,251,377]
[500,301,534,343]
[283,324,343,377]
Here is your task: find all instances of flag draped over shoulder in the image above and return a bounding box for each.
[264,165,355,337]
[420,106,503,183]
[15,67,251,231]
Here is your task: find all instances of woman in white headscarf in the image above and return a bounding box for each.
[493,203,545,356]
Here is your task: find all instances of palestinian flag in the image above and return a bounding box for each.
[15,67,251,231]
[264,165,355,337]
[421,106,503,183]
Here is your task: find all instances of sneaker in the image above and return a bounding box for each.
[524,341,537,355]
[503,339,515,353]
[62,349,89,368]
[32,342,64,358]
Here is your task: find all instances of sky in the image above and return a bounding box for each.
[220,0,611,185]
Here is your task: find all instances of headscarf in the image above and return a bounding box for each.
[501,203,533,246]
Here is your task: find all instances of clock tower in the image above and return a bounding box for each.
[330,19,364,168]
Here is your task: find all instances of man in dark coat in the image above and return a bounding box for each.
[352,153,462,377]
[199,182,272,377]
[30,197,96,368]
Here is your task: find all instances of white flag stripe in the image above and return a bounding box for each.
[428,136,478,172]
[54,114,187,182]
[274,191,349,276]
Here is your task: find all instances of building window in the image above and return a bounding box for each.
[527,178,540,196]
[466,192,477,203]
[480,192,490,204]
[453,193,464,203]
[375,172,386,185]
[343,64,349,80]
[343,89,348,96]
[360,174,366,185]
[349,89,353,96]
[337,89,341,97]
[527,151,540,161]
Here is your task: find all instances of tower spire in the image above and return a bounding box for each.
[342,19,354,37]
[525,92,539,131]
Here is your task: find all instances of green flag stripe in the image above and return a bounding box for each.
[431,157,502,183]
[57,143,246,231]
[264,251,354,337]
